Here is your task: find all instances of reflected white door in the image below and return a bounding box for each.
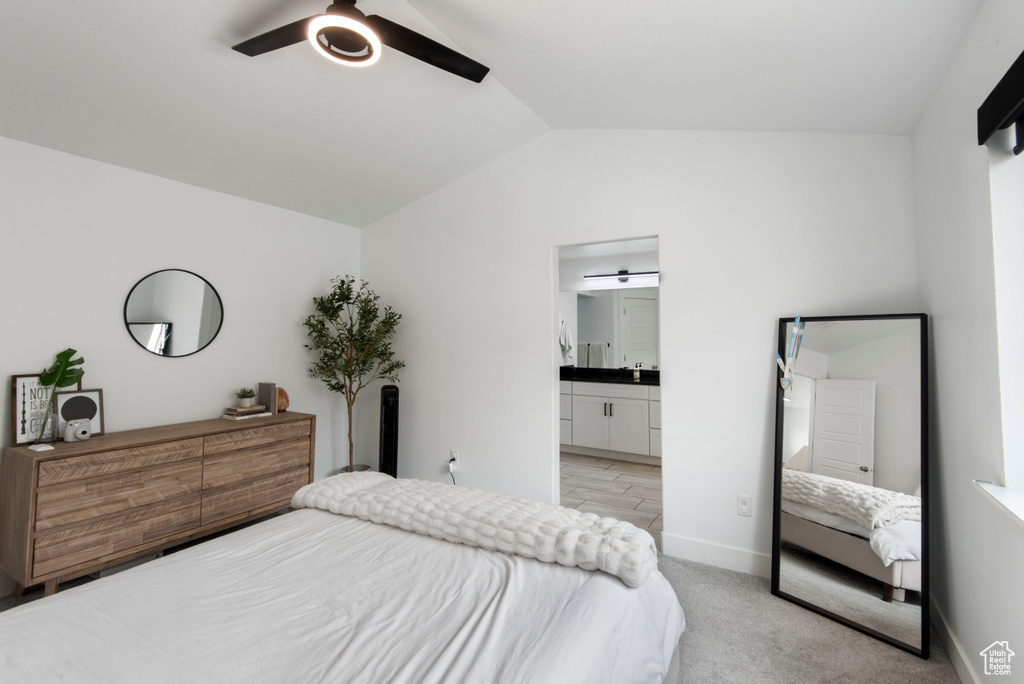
[620,296,658,368]
[811,379,876,485]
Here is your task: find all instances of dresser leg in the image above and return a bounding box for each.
[43,578,59,597]
[11,583,27,598]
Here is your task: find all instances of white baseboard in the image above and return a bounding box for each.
[662,532,772,578]
[930,599,980,684]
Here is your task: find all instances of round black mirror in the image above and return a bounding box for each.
[124,269,223,357]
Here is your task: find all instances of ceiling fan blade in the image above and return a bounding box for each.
[364,15,489,83]
[232,16,317,56]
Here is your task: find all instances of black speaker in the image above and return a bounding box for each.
[379,385,399,477]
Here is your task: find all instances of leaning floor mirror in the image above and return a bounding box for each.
[771,314,929,658]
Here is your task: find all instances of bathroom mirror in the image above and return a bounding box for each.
[124,269,223,357]
[573,287,659,369]
[771,314,928,657]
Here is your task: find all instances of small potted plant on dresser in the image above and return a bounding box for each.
[235,387,256,408]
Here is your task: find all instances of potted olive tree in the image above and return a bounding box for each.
[304,275,404,471]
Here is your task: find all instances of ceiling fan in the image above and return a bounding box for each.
[232,0,490,83]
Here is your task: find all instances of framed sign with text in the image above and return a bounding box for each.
[10,374,82,445]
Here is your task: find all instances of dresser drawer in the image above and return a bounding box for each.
[33,494,201,577]
[35,459,202,532]
[202,440,310,490]
[203,421,311,456]
[37,439,203,487]
[201,467,309,526]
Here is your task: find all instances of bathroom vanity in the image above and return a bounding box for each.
[559,367,660,462]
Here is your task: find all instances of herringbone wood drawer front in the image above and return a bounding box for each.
[33,494,201,577]
[37,438,203,487]
[203,422,311,456]
[201,467,310,526]
[34,459,203,532]
[202,440,311,490]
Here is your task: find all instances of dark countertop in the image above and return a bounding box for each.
[560,366,660,386]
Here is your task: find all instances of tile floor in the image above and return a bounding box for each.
[559,452,663,548]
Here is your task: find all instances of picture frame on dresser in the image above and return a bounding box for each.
[54,388,105,438]
[10,375,82,445]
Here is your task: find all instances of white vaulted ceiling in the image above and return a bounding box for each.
[0,0,983,227]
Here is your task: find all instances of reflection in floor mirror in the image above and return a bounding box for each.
[771,314,929,658]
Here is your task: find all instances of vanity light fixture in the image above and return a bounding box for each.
[583,270,660,282]
[307,13,381,67]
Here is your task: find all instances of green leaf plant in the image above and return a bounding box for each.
[36,348,85,442]
[303,276,404,470]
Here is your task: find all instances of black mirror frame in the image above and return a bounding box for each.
[124,269,224,358]
[770,313,929,659]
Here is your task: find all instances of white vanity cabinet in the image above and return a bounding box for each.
[569,382,652,455]
[570,395,612,449]
[649,386,661,456]
[558,381,573,444]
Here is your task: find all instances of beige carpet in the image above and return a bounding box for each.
[779,543,921,648]
[657,553,959,683]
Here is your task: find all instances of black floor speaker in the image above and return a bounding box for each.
[379,385,399,477]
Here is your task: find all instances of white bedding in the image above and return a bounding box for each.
[869,520,922,567]
[781,469,921,529]
[0,509,684,683]
[292,471,658,587]
[781,499,921,566]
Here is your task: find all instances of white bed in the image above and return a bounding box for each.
[0,507,684,682]
[779,471,922,601]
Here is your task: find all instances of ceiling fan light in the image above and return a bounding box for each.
[307,15,381,67]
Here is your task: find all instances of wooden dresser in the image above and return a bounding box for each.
[0,412,315,596]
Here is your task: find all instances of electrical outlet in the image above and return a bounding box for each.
[737,495,752,517]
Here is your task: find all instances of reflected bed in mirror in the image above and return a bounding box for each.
[124,270,223,357]
[771,314,929,658]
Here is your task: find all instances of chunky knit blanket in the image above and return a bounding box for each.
[782,469,921,529]
[292,472,658,587]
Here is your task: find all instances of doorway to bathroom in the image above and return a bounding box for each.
[556,237,663,548]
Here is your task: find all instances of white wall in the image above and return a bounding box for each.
[912,0,1024,677]
[359,128,919,575]
[827,326,921,494]
[0,137,360,595]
